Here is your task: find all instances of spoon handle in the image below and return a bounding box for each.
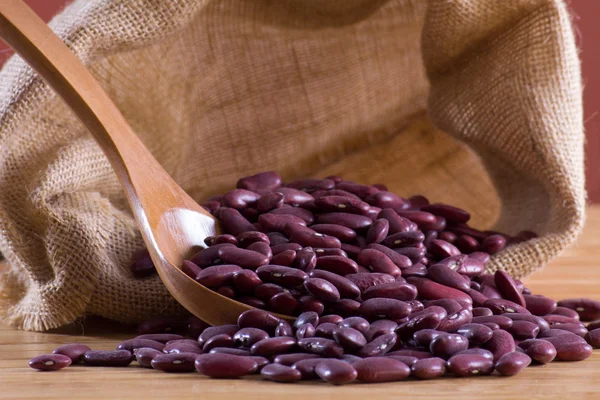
[0,0,211,222]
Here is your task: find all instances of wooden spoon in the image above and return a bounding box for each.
[0,0,293,325]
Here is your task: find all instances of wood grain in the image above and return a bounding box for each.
[1,208,599,399]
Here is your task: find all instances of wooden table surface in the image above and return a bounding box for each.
[2,207,600,400]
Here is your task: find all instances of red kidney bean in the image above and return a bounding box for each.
[503,313,550,332]
[454,235,479,253]
[151,353,198,373]
[304,278,341,303]
[216,286,235,298]
[428,239,461,258]
[407,277,473,305]
[219,208,257,236]
[288,230,341,250]
[312,248,347,258]
[293,311,320,328]
[472,315,513,330]
[201,334,233,353]
[365,319,399,341]
[411,357,446,379]
[585,329,600,347]
[335,181,379,199]
[195,353,258,378]
[181,260,203,280]
[402,263,428,278]
[382,232,425,248]
[396,312,443,340]
[197,325,238,348]
[259,213,307,233]
[315,323,338,339]
[542,334,593,361]
[413,329,443,348]
[344,273,396,293]
[426,299,463,315]
[455,348,494,361]
[269,206,315,225]
[366,244,412,269]
[438,309,474,332]
[296,323,316,340]
[339,317,370,334]
[236,231,270,248]
[135,348,163,368]
[446,224,487,241]
[557,298,600,321]
[333,327,368,350]
[236,171,281,194]
[494,270,526,307]
[310,224,356,242]
[353,357,410,383]
[219,325,260,348]
[494,351,531,376]
[523,294,557,316]
[272,187,314,206]
[308,270,361,300]
[298,337,344,357]
[261,363,303,383]
[519,339,557,364]
[257,192,285,213]
[134,333,186,344]
[410,306,448,321]
[314,196,370,215]
[314,255,358,276]
[429,334,469,359]
[29,354,72,371]
[319,314,343,325]
[387,349,433,359]
[426,264,470,291]
[236,311,279,335]
[394,210,436,227]
[436,231,456,244]
[53,343,91,363]
[457,257,485,277]
[360,298,411,321]
[366,219,389,244]
[196,265,242,288]
[378,209,412,234]
[222,189,260,209]
[256,265,308,287]
[391,247,426,264]
[129,249,156,278]
[209,347,251,356]
[387,355,419,366]
[201,201,220,214]
[253,283,286,301]
[273,353,320,366]
[250,337,297,357]
[292,358,325,379]
[356,333,398,357]
[317,212,373,231]
[274,320,293,337]
[543,314,583,326]
[421,203,470,223]
[231,270,262,294]
[207,234,239,246]
[485,298,531,315]
[188,243,234,268]
[456,323,494,345]
[365,191,405,209]
[483,329,516,361]
[248,242,274,261]
[315,359,358,385]
[447,354,494,376]
[553,306,581,320]
[545,323,588,338]
[588,320,600,331]
[472,307,493,317]
[298,296,325,315]
[268,291,298,314]
[481,234,507,255]
[116,338,164,353]
[357,249,402,277]
[287,178,335,192]
[362,282,417,302]
[481,284,503,300]
[83,350,133,367]
[508,320,540,340]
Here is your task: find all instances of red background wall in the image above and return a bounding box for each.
[3,0,599,202]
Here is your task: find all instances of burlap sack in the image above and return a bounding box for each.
[0,0,584,331]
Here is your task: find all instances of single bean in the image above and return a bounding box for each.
[233,328,270,347]
[335,181,379,199]
[494,270,526,307]
[308,270,361,299]
[421,203,470,223]
[216,286,235,298]
[543,314,583,326]
[481,234,507,255]
[257,192,285,213]
[333,327,368,350]
[366,219,390,244]
[315,359,358,385]
[219,208,257,235]
[485,298,531,315]
[454,235,479,253]
[483,329,516,361]
[457,257,486,277]
[251,337,297,357]
[494,352,531,376]
[455,348,494,361]
[427,264,470,291]
[315,323,338,339]
[151,353,198,373]
[196,265,242,288]
[231,270,262,295]
[365,191,406,210]
[426,299,463,315]
[304,278,341,303]
[353,357,410,383]
[320,315,344,325]
[273,187,314,205]
[382,232,425,248]
[248,242,274,260]
[543,323,588,338]
[317,213,372,230]
[217,247,269,270]
[198,325,238,347]
[237,171,282,194]
[508,320,540,340]
[365,320,399,341]
[472,307,493,318]
[428,239,461,258]
[345,272,395,293]
[256,265,308,287]
[447,354,494,376]
[259,213,307,232]
[557,298,600,321]
[396,313,443,340]
[503,313,550,332]
[29,354,72,371]
[411,357,447,379]
[357,249,402,277]
[135,348,162,368]
[238,310,281,333]
[367,243,412,269]
[457,324,494,345]
[386,349,433,359]
[209,348,251,356]
[253,283,286,301]
[181,260,203,280]
[314,196,370,215]
[53,343,91,363]
[362,282,417,302]
[269,206,315,225]
[407,277,473,305]
[481,285,503,300]
[472,315,513,330]
[274,353,320,366]
[261,363,303,383]
[290,230,342,249]
[298,296,325,315]
[268,291,298,315]
[387,355,419,366]
[202,334,234,353]
[313,248,348,258]
[585,329,600,347]
[295,312,320,328]
[339,354,363,364]
[83,350,133,367]
[356,333,398,357]
[275,320,294,337]
[413,329,443,348]
[402,263,428,277]
[391,247,425,264]
[553,306,581,320]
[339,317,370,334]
[518,339,557,364]
[360,298,411,321]
[297,337,344,357]
[296,323,316,340]
[292,358,325,380]
[222,189,260,209]
[195,353,258,378]
[429,334,469,359]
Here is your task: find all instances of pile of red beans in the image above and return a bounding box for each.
[29,172,600,384]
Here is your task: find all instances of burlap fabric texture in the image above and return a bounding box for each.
[0,0,584,331]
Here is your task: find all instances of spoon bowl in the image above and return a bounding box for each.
[0,0,294,326]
